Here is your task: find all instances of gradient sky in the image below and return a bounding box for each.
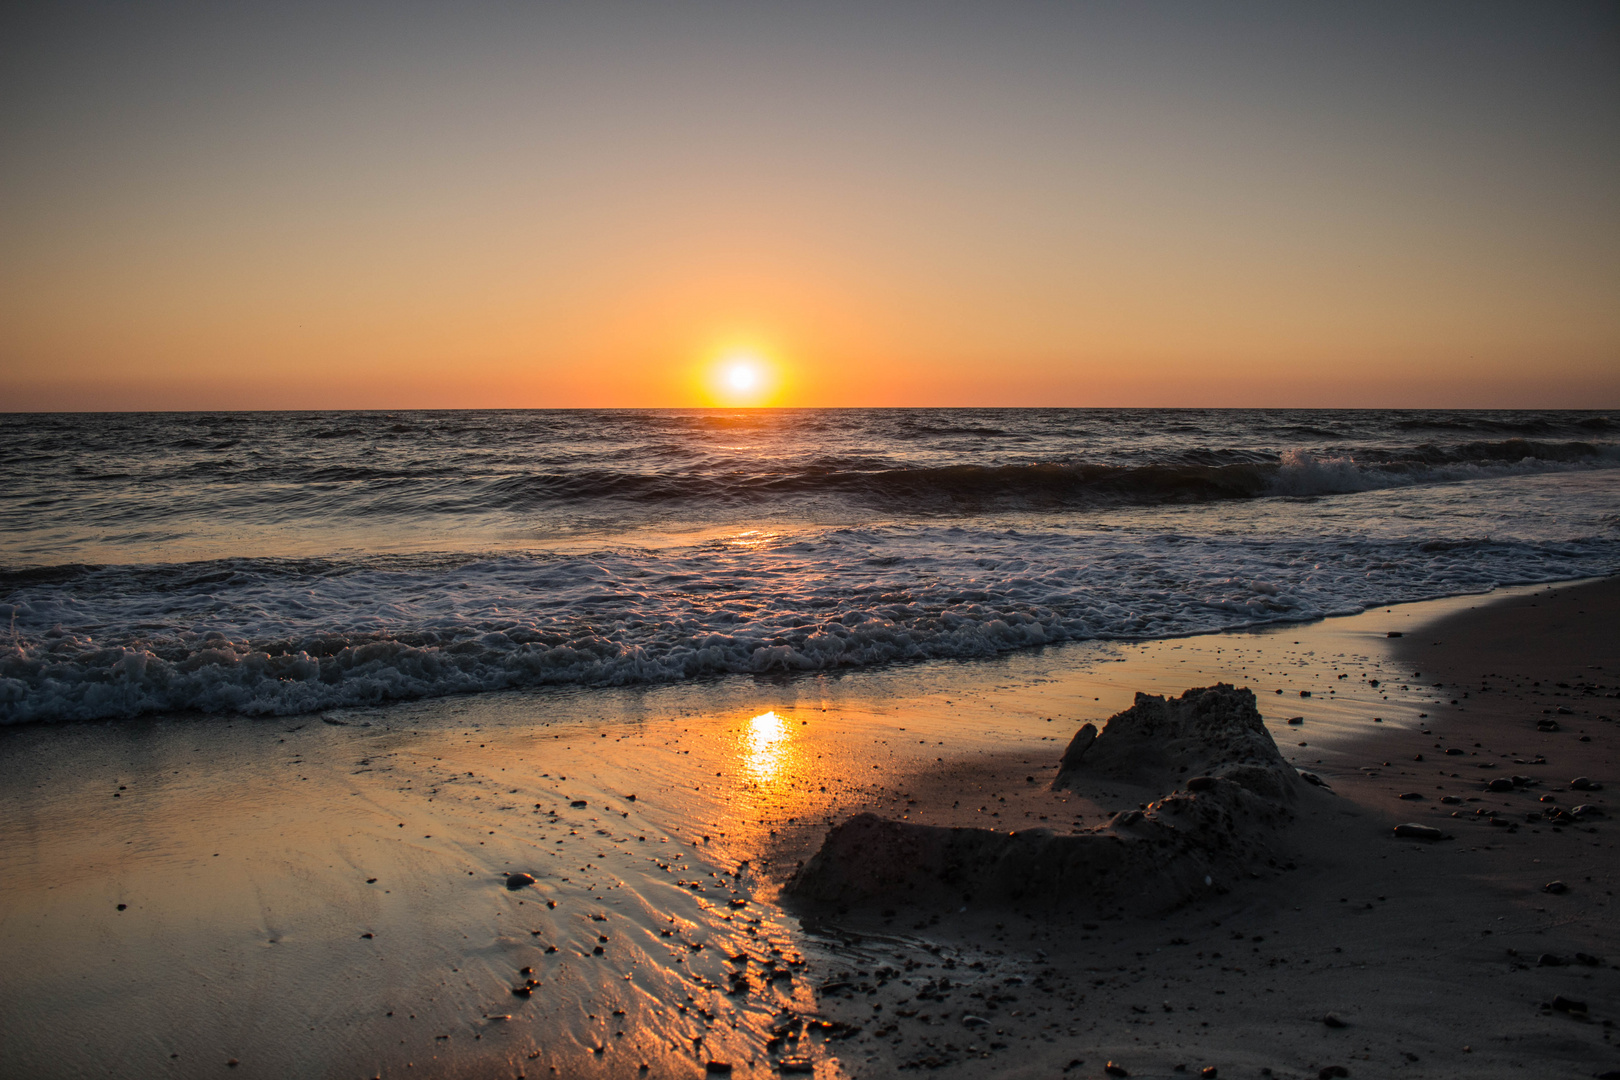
[2,1,1617,410]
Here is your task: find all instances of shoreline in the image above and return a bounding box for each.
[1,578,1616,1079]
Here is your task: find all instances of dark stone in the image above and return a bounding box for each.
[1550,995,1588,1014]
[1570,777,1601,791]
[1323,1013,1348,1028]
[1445,748,1465,756]
[1537,953,1565,967]
[570,799,589,808]
[1318,1068,1349,1079]
[506,873,536,890]
[1487,778,1514,793]
[705,1062,733,1074]
[116,903,127,911]
[1439,796,1462,805]
[1386,631,1402,637]
[1398,792,1424,801]
[1286,717,1304,726]
[1537,719,1560,732]
[1105,1064,1130,1078]
[1202,1069,1218,1079]
[1542,880,1569,895]
[1186,775,1218,792]
[1300,771,1328,787]
[1392,823,1443,841]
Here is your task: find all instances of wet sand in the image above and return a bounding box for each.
[1,579,1616,1079]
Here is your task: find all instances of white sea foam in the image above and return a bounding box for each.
[4,469,1616,723]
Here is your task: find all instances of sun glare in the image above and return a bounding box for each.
[727,363,758,392]
[742,710,790,782]
[706,350,779,406]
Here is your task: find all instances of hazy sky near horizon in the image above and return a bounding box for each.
[2,1,1617,410]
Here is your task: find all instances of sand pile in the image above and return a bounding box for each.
[787,685,1316,916]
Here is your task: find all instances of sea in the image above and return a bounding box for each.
[2,408,1616,725]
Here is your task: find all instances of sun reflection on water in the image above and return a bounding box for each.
[744,710,790,783]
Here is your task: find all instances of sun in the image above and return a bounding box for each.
[707,351,778,405]
[726,361,759,393]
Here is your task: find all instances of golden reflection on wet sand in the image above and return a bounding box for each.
[743,710,790,784]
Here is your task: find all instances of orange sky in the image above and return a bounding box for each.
[2,2,1616,410]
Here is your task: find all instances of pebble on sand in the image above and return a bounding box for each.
[1104,1064,1130,1078]
[506,873,536,890]
[1542,880,1569,895]
[1392,823,1443,841]
[1322,1012,1349,1028]
[1570,777,1602,791]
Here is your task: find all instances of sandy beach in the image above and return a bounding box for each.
[2,578,1616,1080]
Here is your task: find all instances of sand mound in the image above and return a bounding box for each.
[1056,683,1298,799]
[787,685,1315,916]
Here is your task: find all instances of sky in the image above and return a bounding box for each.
[2,1,1617,410]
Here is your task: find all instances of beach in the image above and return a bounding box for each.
[3,576,1614,1079]
[5,0,1618,1069]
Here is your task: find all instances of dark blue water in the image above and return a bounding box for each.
[2,408,1616,722]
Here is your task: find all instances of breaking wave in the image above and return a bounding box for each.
[4,523,1616,723]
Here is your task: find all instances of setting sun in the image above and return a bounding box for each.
[726,362,758,392]
[704,351,782,406]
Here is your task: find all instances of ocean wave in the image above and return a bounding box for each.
[452,440,1618,512]
[3,523,1615,724]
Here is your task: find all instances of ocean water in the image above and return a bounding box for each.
[2,408,1616,724]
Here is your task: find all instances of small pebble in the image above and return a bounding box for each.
[506,873,536,890]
